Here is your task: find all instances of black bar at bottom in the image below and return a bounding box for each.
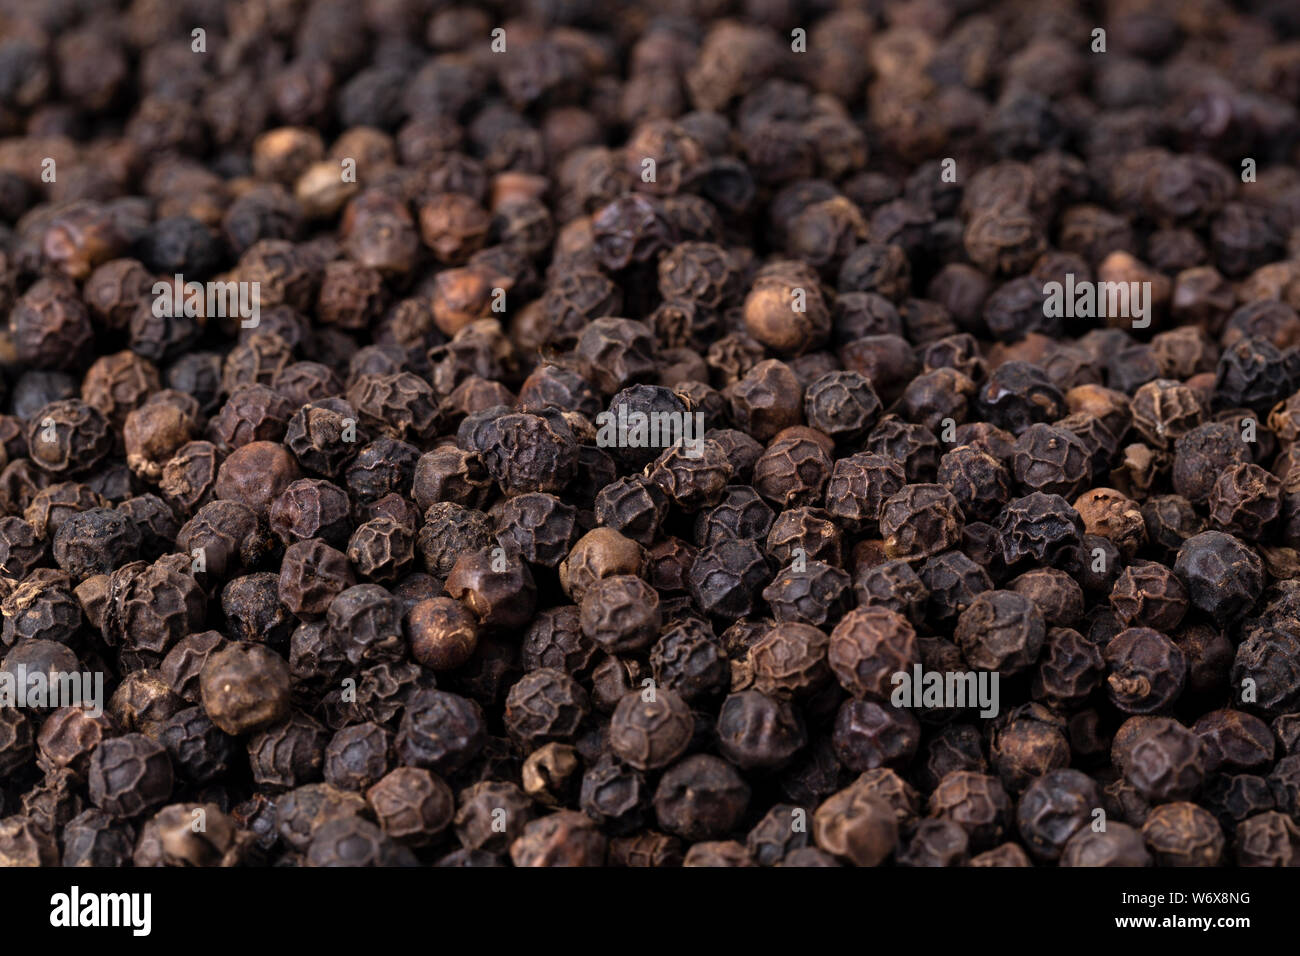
[5,865,1279,944]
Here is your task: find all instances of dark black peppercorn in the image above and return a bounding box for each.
[88,733,174,819]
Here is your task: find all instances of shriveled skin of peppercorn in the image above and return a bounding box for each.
[199,644,291,736]
[11,0,1300,871]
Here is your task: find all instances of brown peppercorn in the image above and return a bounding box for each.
[813,782,898,866]
[509,810,607,867]
[574,317,658,396]
[1073,487,1147,559]
[753,434,833,509]
[268,478,352,549]
[1192,709,1275,773]
[1208,462,1281,538]
[11,276,95,372]
[214,441,303,517]
[937,445,1013,524]
[366,767,454,846]
[743,261,831,355]
[579,574,661,654]
[688,538,772,620]
[717,689,806,770]
[252,127,324,184]
[346,517,414,583]
[521,606,600,679]
[36,706,116,779]
[828,606,918,700]
[593,476,669,546]
[1011,424,1092,499]
[504,668,591,750]
[492,492,579,568]
[1119,717,1207,802]
[521,743,581,808]
[723,359,804,443]
[305,815,417,866]
[0,705,34,776]
[159,441,222,514]
[418,193,490,264]
[324,584,406,667]
[406,597,478,671]
[880,484,964,560]
[42,201,126,279]
[53,508,143,578]
[102,555,206,658]
[955,590,1046,676]
[653,754,750,842]
[1007,567,1084,628]
[1104,627,1187,715]
[87,732,174,819]
[987,707,1071,796]
[412,445,491,511]
[559,528,647,602]
[347,373,440,444]
[123,402,197,482]
[1110,560,1189,631]
[316,260,385,331]
[1,568,80,648]
[27,399,114,475]
[133,802,251,867]
[1130,378,1203,450]
[323,721,391,791]
[964,205,1046,276]
[272,784,367,853]
[473,411,577,497]
[645,440,734,513]
[609,688,693,771]
[208,384,294,451]
[608,830,684,868]
[159,631,228,703]
[1061,822,1152,867]
[450,779,532,854]
[444,546,537,634]
[767,506,843,568]
[84,259,154,333]
[1032,627,1105,706]
[0,816,59,866]
[199,643,292,735]
[1233,810,1300,866]
[1141,802,1225,867]
[761,559,850,627]
[832,697,921,772]
[996,492,1085,570]
[428,266,497,338]
[743,625,829,705]
[106,668,182,739]
[968,842,1033,867]
[80,351,161,430]
[682,840,756,867]
[1015,768,1100,861]
[929,771,1013,850]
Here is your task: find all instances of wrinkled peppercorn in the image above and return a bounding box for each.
[0,0,1297,874]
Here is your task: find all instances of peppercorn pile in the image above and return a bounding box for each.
[3,0,1300,870]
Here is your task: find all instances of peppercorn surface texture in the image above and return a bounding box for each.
[1,0,1300,869]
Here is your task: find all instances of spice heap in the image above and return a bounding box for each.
[2,0,1300,868]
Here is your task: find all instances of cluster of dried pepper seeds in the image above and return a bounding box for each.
[1,0,1300,867]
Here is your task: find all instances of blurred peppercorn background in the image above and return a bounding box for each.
[3,0,1300,869]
